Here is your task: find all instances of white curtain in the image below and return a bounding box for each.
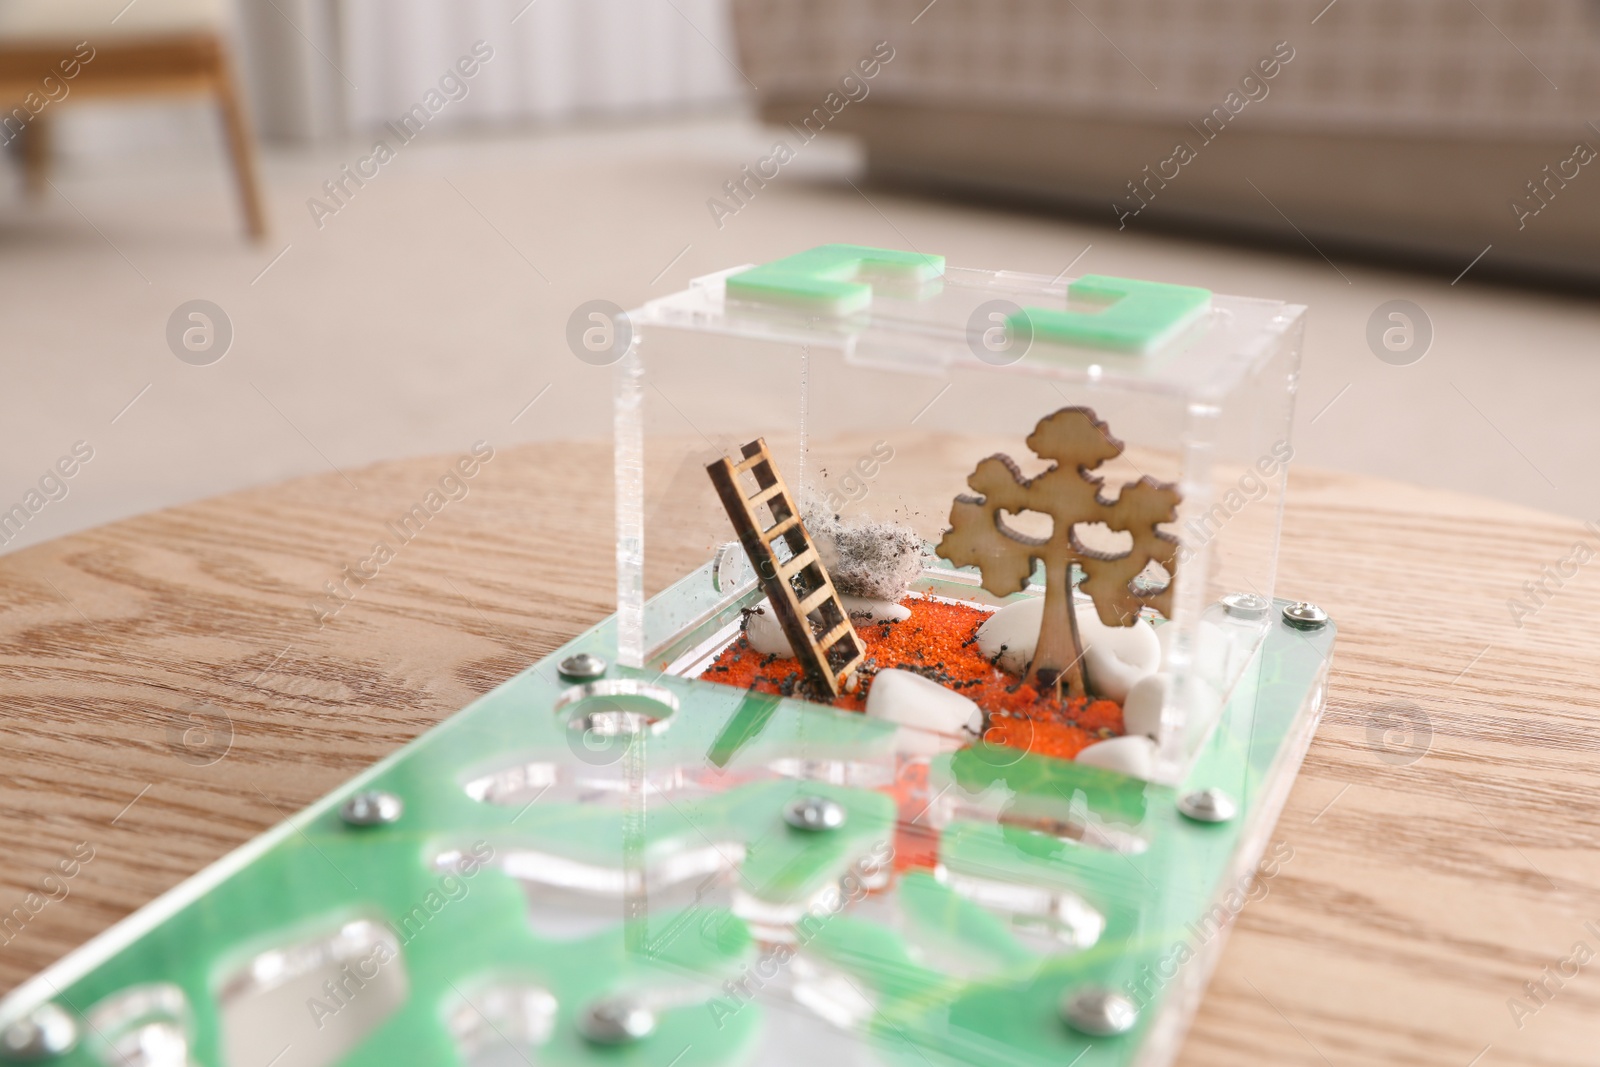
[339,0,745,131]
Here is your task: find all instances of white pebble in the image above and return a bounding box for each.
[974,597,1041,676]
[743,604,792,656]
[865,669,983,737]
[1122,673,1168,738]
[1153,619,1240,753]
[1158,617,1235,687]
[744,597,908,658]
[1074,735,1157,780]
[1119,672,1229,757]
[840,595,911,623]
[975,597,1160,701]
[891,726,964,757]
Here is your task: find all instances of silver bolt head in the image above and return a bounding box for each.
[1178,787,1238,824]
[340,790,403,827]
[1,1003,78,1060]
[1061,987,1138,1037]
[558,652,608,681]
[783,794,846,833]
[578,998,656,1045]
[1221,593,1270,619]
[1282,602,1329,630]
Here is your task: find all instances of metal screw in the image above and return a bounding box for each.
[783,795,846,832]
[1281,602,1329,630]
[558,652,608,681]
[1221,592,1270,619]
[0,1003,78,1060]
[1060,987,1138,1037]
[578,997,656,1045]
[1178,787,1237,824]
[340,791,403,827]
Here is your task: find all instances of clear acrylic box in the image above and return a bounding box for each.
[618,245,1306,786]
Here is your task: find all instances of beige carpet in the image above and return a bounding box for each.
[2,112,1597,557]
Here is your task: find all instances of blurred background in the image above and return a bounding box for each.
[2,0,1597,555]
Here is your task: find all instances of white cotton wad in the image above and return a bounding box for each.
[805,507,925,602]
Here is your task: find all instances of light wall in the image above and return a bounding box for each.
[242,0,745,143]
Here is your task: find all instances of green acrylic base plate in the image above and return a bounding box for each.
[0,574,1332,1067]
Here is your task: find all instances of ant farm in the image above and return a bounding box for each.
[0,246,1335,1067]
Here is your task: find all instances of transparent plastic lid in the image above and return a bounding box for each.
[617,246,1305,786]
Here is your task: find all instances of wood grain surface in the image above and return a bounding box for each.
[1,442,1597,1066]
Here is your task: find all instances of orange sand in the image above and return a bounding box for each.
[701,597,1124,761]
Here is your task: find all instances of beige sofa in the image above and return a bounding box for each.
[731,0,1600,283]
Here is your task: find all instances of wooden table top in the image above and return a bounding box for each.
[1,441,1596,1066]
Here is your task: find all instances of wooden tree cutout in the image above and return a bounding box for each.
[935,407,1181,697]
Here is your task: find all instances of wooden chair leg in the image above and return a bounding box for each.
[21,114,50,197]
[211,42,267,240]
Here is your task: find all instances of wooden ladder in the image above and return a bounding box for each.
[706,439,866,697]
